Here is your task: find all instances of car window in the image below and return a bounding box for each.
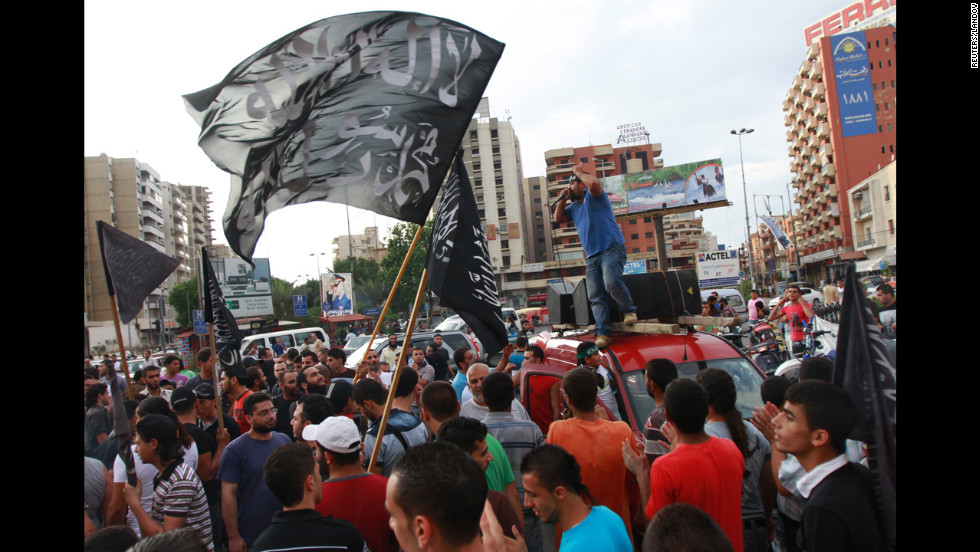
[726,294,744,307]
[621,357,765,424]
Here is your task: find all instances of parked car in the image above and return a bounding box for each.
[434,315,467,332]
[345,330,483,369]
[343,334,374,356]
[517,329,768,439]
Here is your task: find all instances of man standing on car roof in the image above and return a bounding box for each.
[554,163,637,349]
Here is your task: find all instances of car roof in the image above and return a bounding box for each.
[536,330,749,375]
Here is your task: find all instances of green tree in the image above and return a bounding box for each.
[168,276,200,328]
[379,221,433,315]
[270,277,296,320]
[330,257,387,312]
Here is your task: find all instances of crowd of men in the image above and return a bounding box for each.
[84,323,887,552]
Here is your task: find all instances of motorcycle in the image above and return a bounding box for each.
[772,315,838,380]
[720,321,788,375]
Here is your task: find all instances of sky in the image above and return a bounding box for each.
[85,0,853,285]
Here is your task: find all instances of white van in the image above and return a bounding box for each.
[700,288,747,322]
[240,327,330,355]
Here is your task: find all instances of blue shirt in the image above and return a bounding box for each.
[452,370,468,402]
[563,190,625,258]
[559,505,632,552]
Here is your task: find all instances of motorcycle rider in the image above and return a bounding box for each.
[767,285,814,357]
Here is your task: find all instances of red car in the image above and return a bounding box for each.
[518,329,769,439]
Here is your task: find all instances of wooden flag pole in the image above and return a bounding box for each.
[366,267,429,474]
[354,223,425,383]
[107,294,136,401]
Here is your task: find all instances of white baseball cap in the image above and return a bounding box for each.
[302,416,361,453]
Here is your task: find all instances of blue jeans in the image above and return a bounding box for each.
[586,243,637,336]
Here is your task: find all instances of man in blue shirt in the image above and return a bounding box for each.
[554,164,637,348]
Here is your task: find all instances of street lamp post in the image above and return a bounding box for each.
[731,128,755,287]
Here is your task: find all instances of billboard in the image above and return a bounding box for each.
[208,256,274,318]
[604,159,727,215]
[830,31,877,137]
[623,259,647,275]
[803,0,896,47]
[696,249,740,288]
[321,272,355,316]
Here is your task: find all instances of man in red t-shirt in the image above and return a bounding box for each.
[768,285,815,347]
[306,416,397,552]
[624,378,745,552]
[221,369,254,435]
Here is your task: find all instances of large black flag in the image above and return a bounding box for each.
[96,221,181,324]
[105,360,137,486]
[184,11,505,262]
[833,262,896,551]
[201,247,247,380]
[426,152,508,359]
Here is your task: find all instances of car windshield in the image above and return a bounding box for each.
[618,357,766,425]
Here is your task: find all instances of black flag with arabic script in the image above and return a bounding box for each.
[201,247,247,380]
[96,220,181,325]
[426,152,508,359]
[183,11,505,263]
[832,262,896,551]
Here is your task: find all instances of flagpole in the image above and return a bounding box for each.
[353,223,425,384]
[367,267,429,474]
[108,294,136,400]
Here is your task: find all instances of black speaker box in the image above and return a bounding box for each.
[572,278,597,326]
[546,281,577,325]
[622,269,701,320]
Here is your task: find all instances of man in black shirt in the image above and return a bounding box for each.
[251,442,364,552]
[772,380,884,552]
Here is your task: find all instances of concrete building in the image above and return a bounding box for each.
[331,226,386,264]
[846,160,896,273]
[782,24,896,283]
[84,154,214,353]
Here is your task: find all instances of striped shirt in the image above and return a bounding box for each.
[151,462,214,551]
[483,412,546,515]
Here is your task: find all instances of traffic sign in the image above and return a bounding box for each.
[192,310,207,335]
[293,295,308,317]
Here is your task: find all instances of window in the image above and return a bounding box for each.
[629,219,637,225]
[645,232,654,238]
[632,248,640,253]
[647,246,656,252]
[883,185,890,201]
[630,234,639,240]
[644,216,652,223]
[491,129,498,138]
[888,220,894,235]
[472,148,479,156]
[473,163,481,171]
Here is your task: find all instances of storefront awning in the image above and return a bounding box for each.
[854,254,896,272]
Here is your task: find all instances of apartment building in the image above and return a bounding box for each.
[84,154,214,350]
[783,24,896,283]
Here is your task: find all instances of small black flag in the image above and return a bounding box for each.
[96,221,181,325]
[426,152,508,359]
[201,248,247,380]
[184,11,505,262]
[833,262,896,550]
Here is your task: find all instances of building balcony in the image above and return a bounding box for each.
[807,41,820,61]
[142,223,165,240]
[792,73,803,89]
[546,163,574,176]
[856,236,876,249]
[812,81,825,99]
[808,60,822,80]
[817,121,830,139]
[803,96,816,113]
[854,205,872,220]
[801,77,813,94]
[820,162,835,178]
[814,102,828,119]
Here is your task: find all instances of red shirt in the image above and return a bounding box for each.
[316,473,395,552]
[231,389,253,435]
[647,437,745,552]
[781,302,811,341]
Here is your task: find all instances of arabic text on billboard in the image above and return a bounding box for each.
[696,249,740,288]
[831,31,877,138]
[210,257,274,318]
[603,159,727,215]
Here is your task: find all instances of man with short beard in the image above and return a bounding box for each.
[140,366,173,403]
[459,361,531,422]
[324,348,357,379]
[352,376,427,478]
[194,383,241,444]
[291,393,332,443]
[220,369,253,434]
[382,334,401,368]
[268,360,288,397]
[273,369,301,437]
[217,392,292,552]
